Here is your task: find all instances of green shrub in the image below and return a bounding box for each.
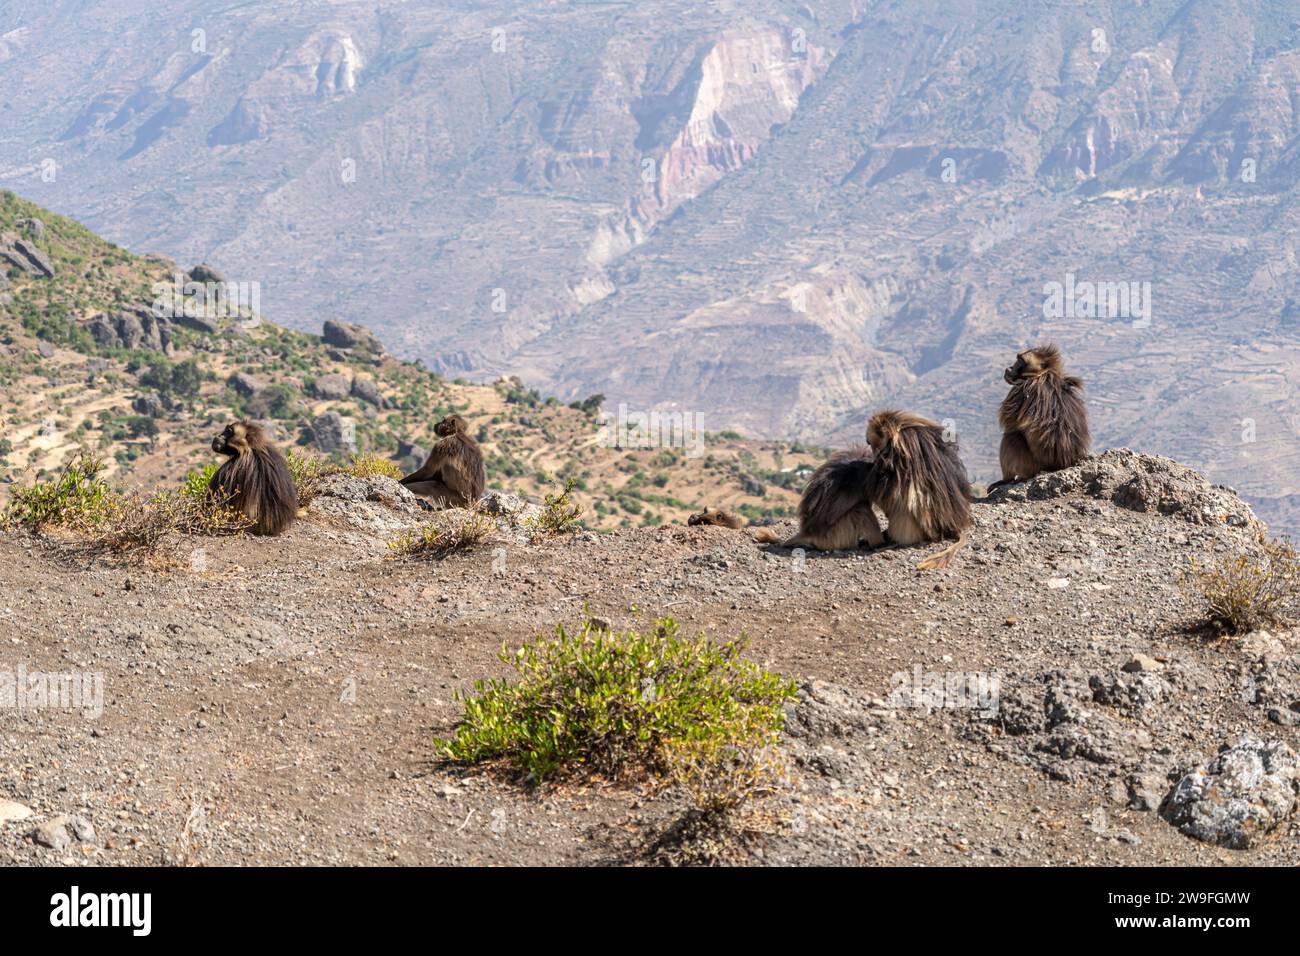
[435,614,796,783]
[525,478,583,538]
[3,453,114,530]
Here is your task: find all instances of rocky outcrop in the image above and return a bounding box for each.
[989,449,1259,529]
[226,371,266,397]
[85,305,173,353]
[322,319,383,354]
[0,233,55,278]
[1160,738,1300,849]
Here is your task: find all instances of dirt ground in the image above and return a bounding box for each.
[1,452,1297,866]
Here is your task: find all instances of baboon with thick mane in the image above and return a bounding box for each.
[753,448,885,551]
[688,507,747,529]
[988,344,1090,494]
[209,420,298,536]
[399,413,486,507]
[865,410,971,570]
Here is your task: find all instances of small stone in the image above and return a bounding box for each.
[0,800,33,824]
[1122,654,1163,673]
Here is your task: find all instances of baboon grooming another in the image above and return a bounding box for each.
[209,421,298,536]
[988,344,1090,494]
[688,507,747,529]
[753,448,885,551]
[865,410,972,570]
[399,414,486,507]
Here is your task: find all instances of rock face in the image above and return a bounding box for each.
[17,217,45,242]
[322,319,383,354]
[990,449,1259,529]
[85,305,173,353]
[1160,738,1300,849]
[0,233,55,278]
[187,263,226,285]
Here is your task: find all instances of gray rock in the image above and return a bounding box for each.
[991,449,1259,529]
[322,319,383,353]
[187,263,227,285]
[350,375,385,407]
[227,372,265,397]
[175,311,219,335]
[1160,737,1300,848]
[310,373,350,400]
[36,341,55,359]
[0,235,55,278]
[308,474,426,535]
[29,814,94,850]
[306,411,355,455]
[85,305,173,353]
[132,392,164,416]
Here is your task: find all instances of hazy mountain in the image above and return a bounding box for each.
[4,0,1300,530]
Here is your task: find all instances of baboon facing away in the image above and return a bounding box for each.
[753,447,885,551]
[209,420,298,536]
[989,344,1090,493]
[865,410,971,570]
[400,414,486,507]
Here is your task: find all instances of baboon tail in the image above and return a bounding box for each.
[916,530,968,571]
[751,527,782,544]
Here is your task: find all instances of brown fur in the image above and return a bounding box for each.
[753,447,885,551]
[990,344,1090,492]
[399,414,486,507]
[864,410,972,570]
[688,507,746,529]
[209,421,298,536]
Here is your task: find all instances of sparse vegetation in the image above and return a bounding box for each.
[526,478,584,539]
[3,453,115,531]
[434,614,795,788]
[1182,533,1300,635]
[388,506,494,559]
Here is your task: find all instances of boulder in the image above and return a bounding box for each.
[1160,737,1300,848]
[306,473,426,535]
[84,305,172,353]
[0,234,55,278]
[310,373,350,400]
[306,411,355,454]
[132,392,164,416]
[187,263,227,285]
[350,375,385,407]
[322,319,383,353]
[227,372,265,398]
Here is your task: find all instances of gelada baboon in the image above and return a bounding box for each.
[988,344,1090,494]
[865,410,971,570]
[209,421,298,536]
[687,507,747,529]
[399,414,486,507]
[753,448,886,551]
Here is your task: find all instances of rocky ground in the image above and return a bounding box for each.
[1,449,1298,866]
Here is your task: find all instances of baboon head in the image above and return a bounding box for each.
[434,414,468,438]
[867,409,933,455]
[688,507,720,526]
[212,421,261,457]
[1004,345,1062,385]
